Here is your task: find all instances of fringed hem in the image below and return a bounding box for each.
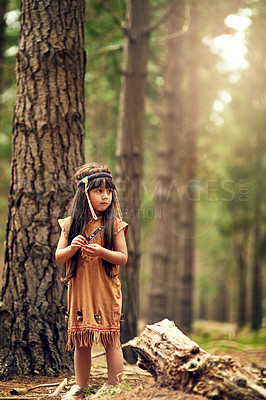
[66,329,121,350]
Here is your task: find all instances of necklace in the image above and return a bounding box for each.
[83,225,104,243]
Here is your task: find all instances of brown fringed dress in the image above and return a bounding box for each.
[58,216,128,350]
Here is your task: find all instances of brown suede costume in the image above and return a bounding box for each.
[58,216,128,350]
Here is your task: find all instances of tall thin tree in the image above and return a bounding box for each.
[0,0,85,376]
[147,2,199,333]
[147,4,184,325]
[178,3,199,331]
[116,0,150,363]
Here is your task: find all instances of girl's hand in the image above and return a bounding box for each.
[81,243,104,258]
[71,235,87,251]
[56,233,87,264]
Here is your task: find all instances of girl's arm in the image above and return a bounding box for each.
[81,229,128,266]
[55,231,87,264]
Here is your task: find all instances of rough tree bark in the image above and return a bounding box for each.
[0,0,85,376]
[130,319,266,400]
[116,0,150,363]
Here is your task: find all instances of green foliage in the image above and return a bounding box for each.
[0,1,20,255]
[84,0,125,166]
[191,321,266,354]
[88,376,131,398]
[259,233,266,259]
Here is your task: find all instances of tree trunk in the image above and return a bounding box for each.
[251,130,263,331]
[147,5,184,325]
[213,283,229,322]
[129,319,266,400]
[236,247,247,328]
[178,3,199,332]
[148,3,199,331]
[199,291,208,320]
[251,215,262,330]
[0,0,85,376]
[116,0,150,363]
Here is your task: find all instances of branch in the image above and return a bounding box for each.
[149,0,180,33]
[94,3,190,56]
[0,398,40,400]
[95,5,190,55]
[96,0,126,33]
[150,5,190,44]
[10,383,62,395]
[96,42,124,55]
[50,378,68,397]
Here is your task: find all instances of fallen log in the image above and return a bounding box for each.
[129,319,266,400]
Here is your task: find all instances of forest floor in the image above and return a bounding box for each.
[0,321,265,400]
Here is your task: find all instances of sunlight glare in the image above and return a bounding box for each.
[212,91,232,116]
[219,90,232,104]
[5,45,18,57]
[225,13,252,31]
[4,10,20,27]
[211,32,249,71]
[202,10,252,73]
[213,100,224,113]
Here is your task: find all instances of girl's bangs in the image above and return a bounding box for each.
[89,177,115,190]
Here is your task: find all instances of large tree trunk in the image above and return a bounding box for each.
[0,0,85,376]
[130,319,266,400]
[116,0,150,363]
[147,5,184,325]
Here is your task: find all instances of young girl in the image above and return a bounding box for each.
[56,163,128,400]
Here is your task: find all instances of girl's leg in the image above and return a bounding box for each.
[74,346,92,389]
[105,345,123,386]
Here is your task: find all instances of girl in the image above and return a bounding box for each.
[56,163,128,400]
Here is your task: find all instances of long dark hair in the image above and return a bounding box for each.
[63,163,119,283]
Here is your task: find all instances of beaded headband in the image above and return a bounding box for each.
[77,171,122,221]
[77,172,113,188]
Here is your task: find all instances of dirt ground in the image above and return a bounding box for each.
[0,347,265,400]
[0,369,204,400]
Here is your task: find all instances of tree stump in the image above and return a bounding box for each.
[129,319,266,399]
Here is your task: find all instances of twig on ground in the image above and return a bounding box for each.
[10,383,62,395]
[0,397,41,400]
[50,378,68,397]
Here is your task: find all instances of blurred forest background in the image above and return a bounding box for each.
[0,0,265,337]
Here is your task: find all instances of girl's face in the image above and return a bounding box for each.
[89,182,113,215]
